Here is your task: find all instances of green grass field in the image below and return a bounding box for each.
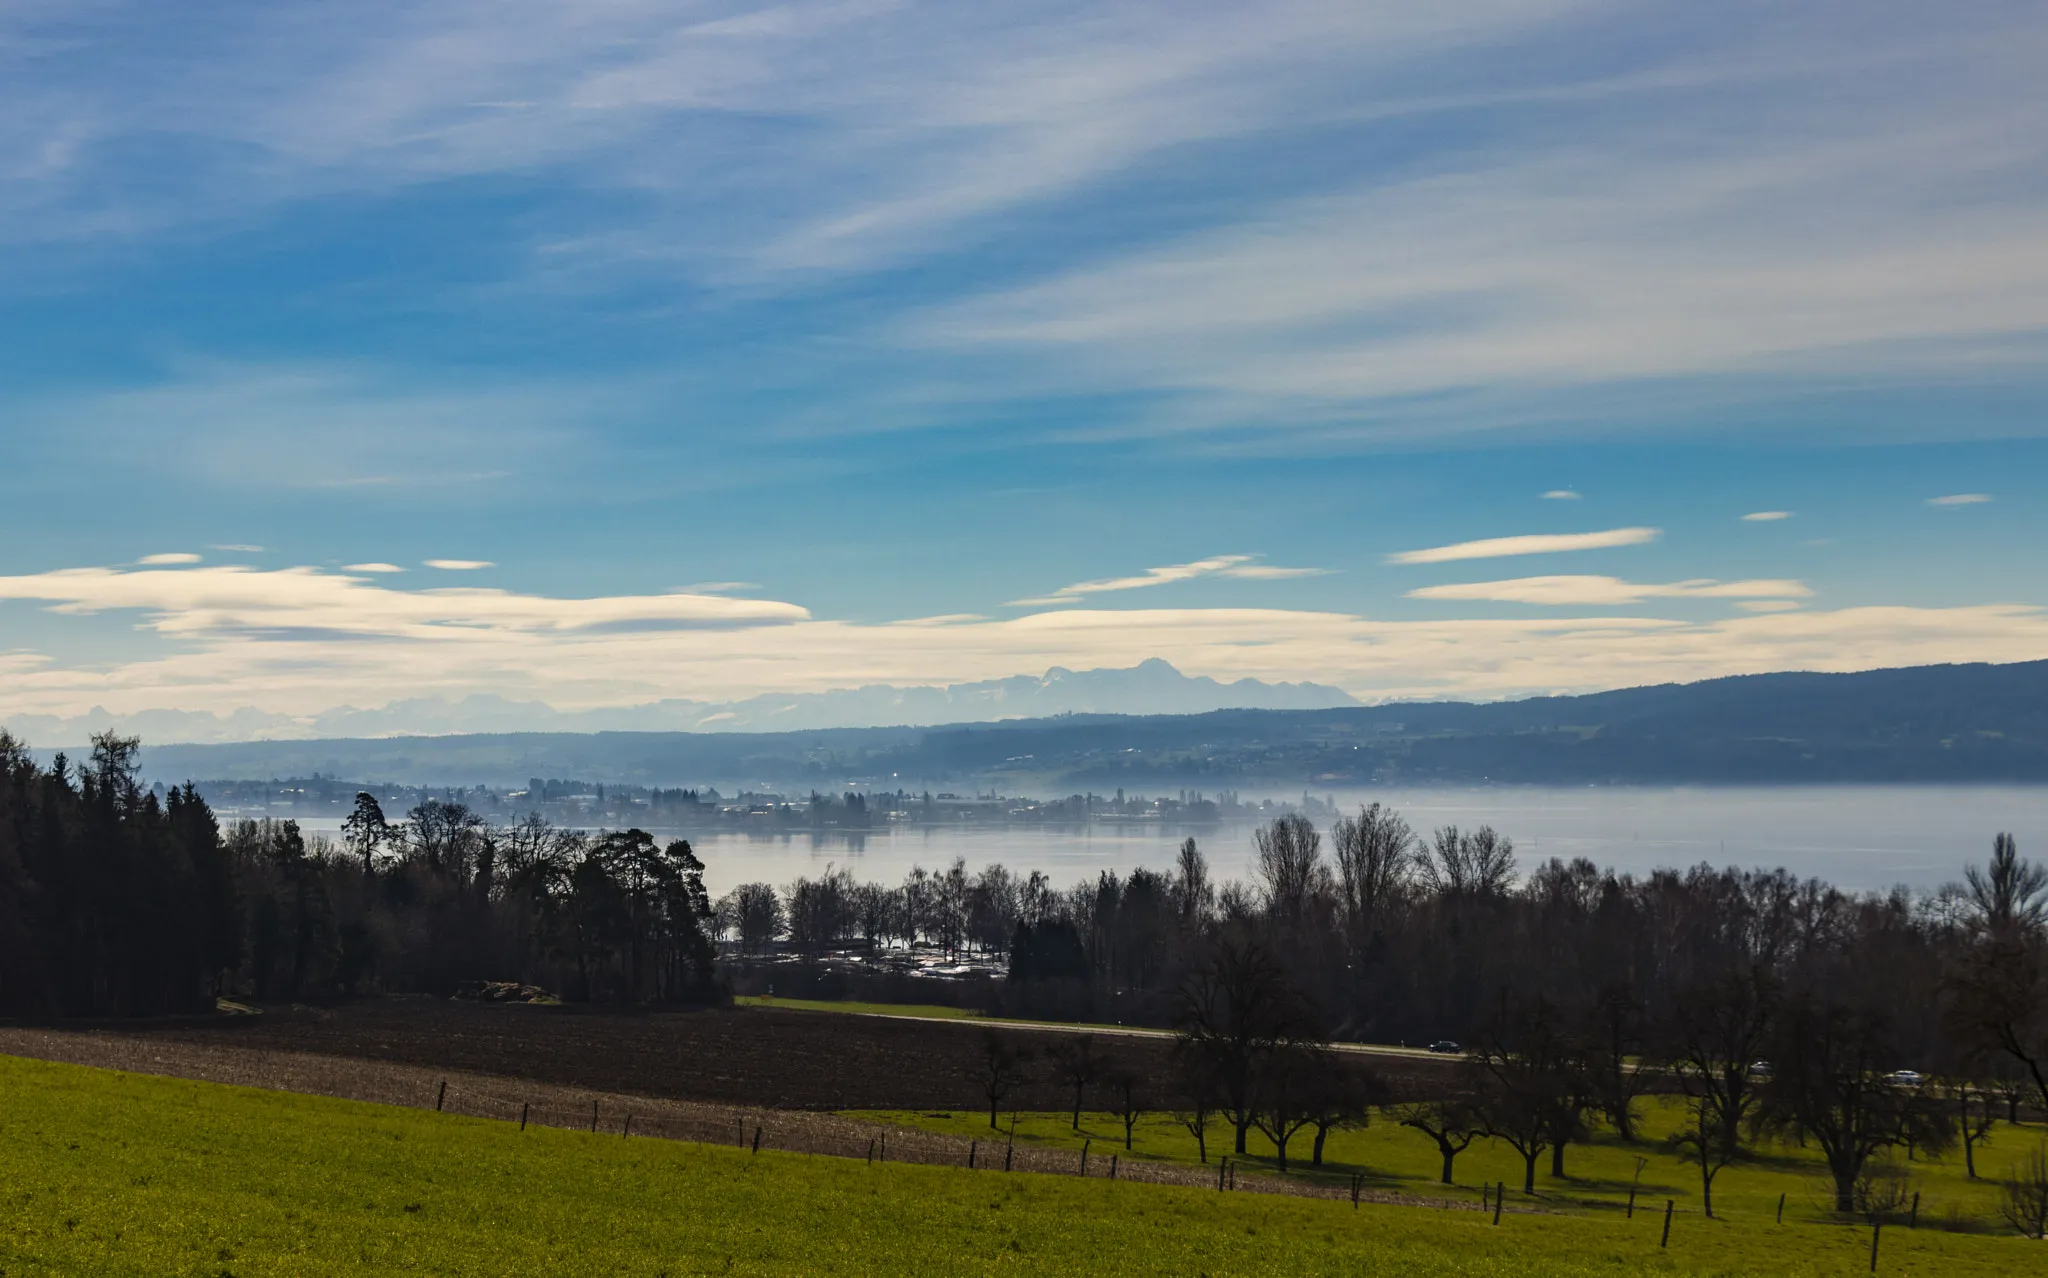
[0,1054,2033,1275]
[850,1097,2033,1232]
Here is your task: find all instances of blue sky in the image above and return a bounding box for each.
[1,0,2045,725]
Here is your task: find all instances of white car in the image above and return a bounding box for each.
[1886,1069,1926,1088]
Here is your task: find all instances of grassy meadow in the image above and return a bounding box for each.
[0,1053,2036,1276]
[852,1096,2032,1232]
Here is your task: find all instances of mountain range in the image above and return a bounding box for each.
[0,659,1355,746]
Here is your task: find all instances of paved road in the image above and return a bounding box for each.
[749,1001,1455,1064]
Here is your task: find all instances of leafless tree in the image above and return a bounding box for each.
[1664,965,1779,1217]
[971,1031,1032,1130]
[1419,825,1516,899]
[1254,815,1327,929]
[1175,933,1321,1154]
[1965,834,2047,939]
[1049,1035,1102,1131]
[1331,803,1412,943]
[1391,1093,1485,1185]
[1998,1148,2048,1239]
[1102,1067,1148,1150]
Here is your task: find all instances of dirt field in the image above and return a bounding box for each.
[3,999,1447,1113]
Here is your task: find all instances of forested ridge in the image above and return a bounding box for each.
[130,657,2048,787]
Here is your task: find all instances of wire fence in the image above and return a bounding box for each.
[422,1075,1469,1207]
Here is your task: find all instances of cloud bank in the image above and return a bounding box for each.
[0,559,2041,723]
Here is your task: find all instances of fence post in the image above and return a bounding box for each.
[1660,1200,1673,1248]
[1627,1183,1636,1218]
[970,1140,977,1170]
[1776,1192,1785,1224]
[879,1134,886,1162]
[1492,1183,1503,1226]
[1481,1183,1489,1213]
[622,1114,631,1139]
[1110,1154,1118,1180]
[1869,1220,1880,1272]
[867,1138,875,1165]
[1230,1162,1236,1191]
[1081,1139,1090,1177]
[1005,1143,1013,1172]
[1350,1174,1360,1208]
[519,1102,528,1132]
[739,1117,746,1147]
[1909,1192,1920,1229]
[436,1080,446,1112]
[1217,1158,1227,1192]
[590,1101,599,1133]
[752,1125,762,1154]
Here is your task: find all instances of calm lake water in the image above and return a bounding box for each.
[680,786,2048,896]
[277,786,2048,897]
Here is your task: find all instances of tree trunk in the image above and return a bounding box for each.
[1700,1159,1715,1219]
[1312,1125,1329,1166]
[1072,1088,1083,1132]
[1274,1130,1290,1173]
[1523,1150,1538,1194]
[1550,1138,1567,1180]
[1235,1117,1250,1155]
[1439,1145,1457,1184]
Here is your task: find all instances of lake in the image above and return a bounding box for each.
[267,786,2047,897]
[673,785,2047,896]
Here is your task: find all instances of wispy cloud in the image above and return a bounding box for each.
[207,544,266,553]
[137,552,201,565]
[1926,493,1992,506]
[1741,511,1792,522]
[1407,575,1810,606]
[1388,527,1659,565]
[1541,490,1581,501]
[343,563,406,574]
[424,559,494,571]
[1007,554,1327,607]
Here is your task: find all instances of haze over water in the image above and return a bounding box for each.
[666,786,2048,897]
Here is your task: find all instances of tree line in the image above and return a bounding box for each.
[0,733,716,1016]
[726,809,2048,1215]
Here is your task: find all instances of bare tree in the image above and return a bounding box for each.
[1472,993,1585,1192]
[1176,933,1321,1154]
[1250,1045,1324,1172]
[1758,999,1955,1213]
[971,1032,1032,1130]
[1419,825,1516,899]
[1254,815,1326,928]
[1391,1094,1485,1185]
[1049,1035,1102,1132]
[1950,1079,1996,1179]
[1102,1067,1148,1150]
[1999,1148,2048,1239]
[1170,1046,1224,1163]
[1965,834,2047,939]
[1173,837,1213,930]
[1330,803,1412,944]
[1664,965,1778,1217]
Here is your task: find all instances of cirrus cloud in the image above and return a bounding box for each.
[1007,554,1327,607]
[1406,575,1811,606]
[1388,527,1660,565]
[1926,493,1992,506]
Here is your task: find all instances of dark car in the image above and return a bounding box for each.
[1428,1040,1461,1054]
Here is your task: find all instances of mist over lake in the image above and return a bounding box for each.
[281,784,2048,896]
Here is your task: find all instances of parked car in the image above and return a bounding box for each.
[1428,1040,1461,1054]
[1887,1069,1926,1088]
[1748,1060,1774,1080]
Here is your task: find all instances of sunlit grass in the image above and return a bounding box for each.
[851,1094,2029,1230]
[0,1054,2031,1275]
